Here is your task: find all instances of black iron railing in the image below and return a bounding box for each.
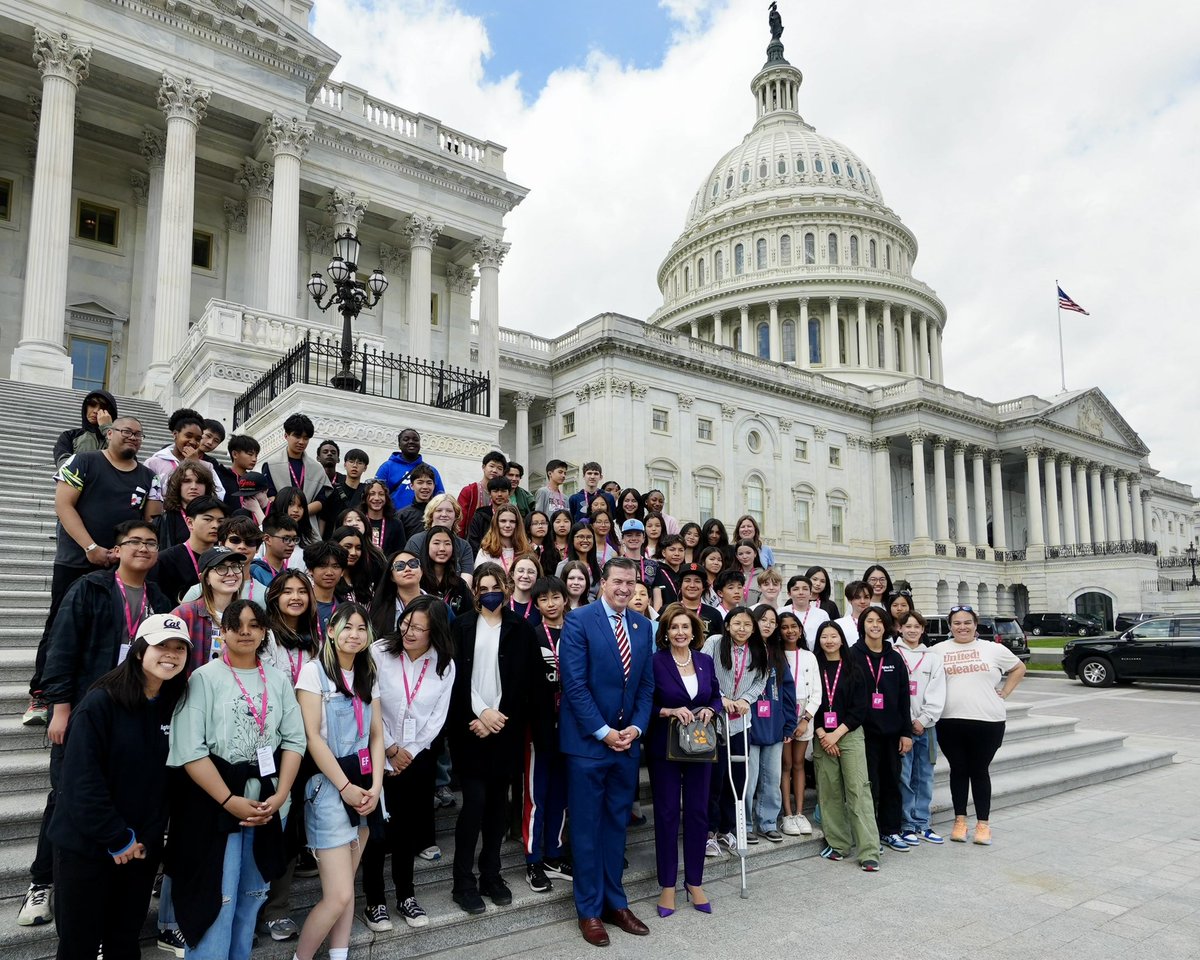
[1047,540,1158,559]
[889,543,910,557]
[1157,554,1191,568]
[233,333,491,428]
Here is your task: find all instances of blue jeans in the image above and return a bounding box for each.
[185,828,268,960]
[746,742,783,832]
[900,728,935,833]
[158,874,177,930]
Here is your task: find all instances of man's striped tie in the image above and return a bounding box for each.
[612,614,631,679]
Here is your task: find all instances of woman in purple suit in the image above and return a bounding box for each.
[648,603,723,918]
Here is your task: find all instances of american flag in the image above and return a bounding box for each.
[1057,286,1090,316]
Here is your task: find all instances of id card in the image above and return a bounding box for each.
[117,643,131,665]
[871,692,885,710]
[358,747,373,775]
[402,717,417,743]
[824,712,837,730]
[210,637,222,661]
[909,680,918,696]
[756,700,772,718]
[256,745,276,776]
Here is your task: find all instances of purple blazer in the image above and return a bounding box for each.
[647,649,724,762]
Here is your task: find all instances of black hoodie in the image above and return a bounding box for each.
[53,390,118,466]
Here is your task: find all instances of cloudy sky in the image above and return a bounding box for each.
[311,0,1200,490]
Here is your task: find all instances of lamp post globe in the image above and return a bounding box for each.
[307,226,387,391]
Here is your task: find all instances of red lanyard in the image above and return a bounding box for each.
[342,670,364,737]
[184,543,200,580]
[866,649,886,691]
[822,660,843,709]
[224,653,269,736]
[732,643,748,692]
[543,624,561,673]
[509,598,531,618]
[899,646,926,677]
[288,461,305,489]
[402,656,431,707]
[115,573,147,640]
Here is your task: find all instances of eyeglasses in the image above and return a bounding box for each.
[949,605,975,614]
[392,558,421,571]
[211,563,243,576]
[401,622,430,635]
[867,577,888,585]
[224,535,263,548]
[118,538,159,551]
[267,534,299,546]
[111,428,144,441]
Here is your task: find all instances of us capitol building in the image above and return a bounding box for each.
[1,0,1195,624]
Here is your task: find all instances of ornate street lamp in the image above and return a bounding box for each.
[1187,540,1199,587]
[307,228,388,390]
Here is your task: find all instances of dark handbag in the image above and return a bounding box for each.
[667,716,718,763]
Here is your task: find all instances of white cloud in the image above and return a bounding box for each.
[312,0,1200,491]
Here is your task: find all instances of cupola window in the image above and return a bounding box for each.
[849,235,859,266]
[741,164,751,184]
[814,157,825,174]
[714,249,724,280]
[779,234,792,266]
[827,232,839,264]
[756,238,767,270]
[777,157,787,175]
[804,232,815,265]
[734,243,745,275]
[831,160,841,176]
[869,239,878,268]
[726,171,734,189]
[758,160,768,179]
[847,163,856,179]
[796,156,806,174]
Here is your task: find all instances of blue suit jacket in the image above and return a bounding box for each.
[558,601,655,760]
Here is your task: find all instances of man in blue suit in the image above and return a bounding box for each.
[559,557,655,948]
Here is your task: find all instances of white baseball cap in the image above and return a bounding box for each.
[135,613,193,648]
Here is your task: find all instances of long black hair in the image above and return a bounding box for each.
[701,518,734,565]
[754,605,787,677]
[813,619,862,680]
[381,595,454,678]
[565,521,601,583]
[264,485,317,544]
[331,525,380,603]
[369,548,420,638]
[90,637,189,713]
[266,569,319,656]
[321,602,377,702]
[861,563,893,599]
[857,605,896,643]
[805,564,841,618]
[716,605,768,677]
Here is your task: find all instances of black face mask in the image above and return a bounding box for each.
[480,591,504,612]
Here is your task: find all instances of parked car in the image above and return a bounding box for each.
[976,617,1031,662]
[1062,615,1200,687]
[923,615,950,645]
[1114,611,1168,632]
[1022,612,1104,637]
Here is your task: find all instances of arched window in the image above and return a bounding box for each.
[725,171,734,189]
[827,232,839,264]
[804,232,815,264]
[756,238,767,269]
[779,234,791,266]
[745,475,765,525]
[697,257,706,285]
[885,243,892,270]
[756,322,770,359]
[758,159,768,179]
[808,317,822,363]
[711,180,719,198]
[683,266,690,292]
[714,249,724,281]
[869,238,877,268]
[847,163,856,179]
[782,319,796,362]
[796,155,806,174]
[777,156,787,175]
[741,164,751,184]
[849,235,859,266]
[734,243,745,275]
[831,159,841,176]
[814,157,825,174]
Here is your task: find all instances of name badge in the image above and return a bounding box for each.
[256,745,276,777]
[824,712,838,730]
[358,747,373,775]
[210,638,222,661]
[117,643,131,665]
[871,692,885,710]
[756,700,772,718]
[909,680,918,696]
[402,717,417,743]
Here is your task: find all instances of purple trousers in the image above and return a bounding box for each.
[647,755,713,888]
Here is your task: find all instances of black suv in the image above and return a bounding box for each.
[1022,613,1105,637]
[1062,615,1200,686]
[976,617,1031,663]
[1114,611,1167,632]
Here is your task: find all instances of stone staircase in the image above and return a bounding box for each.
[0,377,1177,959]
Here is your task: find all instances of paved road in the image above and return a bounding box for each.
[431,676,1200,960]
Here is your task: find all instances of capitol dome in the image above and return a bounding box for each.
[650,25,947,387]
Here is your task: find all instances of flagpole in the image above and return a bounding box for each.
[1056,279,1067,392]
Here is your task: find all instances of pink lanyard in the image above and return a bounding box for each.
[866,650,885,691]
[509,598,531,619]
[184,543,200,580]
[543,624,560,673]
[372,518,385,549]
[499,549,514,572]
[342,670,364,737]
[288,461,305,489]
[224,653,269,735]
[822,660,843,709]
[284,649,304,685]
[402,657,431,707]
[732,643,748,693]
[899,647,926,677]
[115,574,147,640]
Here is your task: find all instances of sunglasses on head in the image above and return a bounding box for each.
[949,604,974,614]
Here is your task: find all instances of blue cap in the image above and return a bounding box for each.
[621,519,646,535]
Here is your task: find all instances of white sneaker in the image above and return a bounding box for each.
[418,845,442,861]
[17,884,52,926]
[781,815,802,836]
[704,838,721,858]
[719,832,737,851]
[794,814,813,835]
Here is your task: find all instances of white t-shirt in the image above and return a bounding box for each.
[932,638,1021,723]
[295,660,380,742]
[834,614,860,646]
[796,606,830,650]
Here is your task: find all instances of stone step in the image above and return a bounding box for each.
[0,719,50,759]
[0,650,35,685]
[0,750,50,796]
[0,628,47,650]
[0,611,51,632]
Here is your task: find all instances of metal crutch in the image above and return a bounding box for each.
[724,714,751,898]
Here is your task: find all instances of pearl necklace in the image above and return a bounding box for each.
[672,651,693,668]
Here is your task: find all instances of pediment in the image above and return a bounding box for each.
[68,300,125,320]
[1039,388,1148,455]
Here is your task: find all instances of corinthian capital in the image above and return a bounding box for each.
[472,237,510,270]
[140,128,167,168]
[325,188,368,229]
[445,263,478,295]
[236,158,273,200]
[405,214,442,250]
[158,73,210,124]
[33,29,91,86]
[265,114,312,159]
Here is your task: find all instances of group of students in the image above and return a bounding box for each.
[25,403,1027,958]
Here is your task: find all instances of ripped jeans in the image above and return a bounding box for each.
[185,827,268,960]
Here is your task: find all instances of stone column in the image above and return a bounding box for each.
[768,299,780,361]
[126,130,165,388]
[909,431,929,541]
[918,315,931,378]
[513,392,534,471]
[473,236,509,417]
[688,318,698,339]
[1131,477,1145,541]
[144,73,210,399]
[1140,490,1152,547]
[990,452,1008,551]
[739,304,750,354]
[797,299,810,369]
[1024,445,1044,547]
[953,442,970,548]
[872,438,894,544]
[1075,460,1092,547]
[902,306,914,374]
[827,297,840,368]
[1089,465,1106,544]
[1117,472,1133,541]
[1103,468,1120,543]
[932,436,950,542]
[236,158,273,311]
[882,302,895,371]
[932,325,944,382]
[265,115,312,317]
[853,298,867,368]
[1058,455,1077,546]
[711,311,723,348]
[12,30,92,386]
[405,214,443,359]
[1043,452,1061,547]
[972,448,988,547]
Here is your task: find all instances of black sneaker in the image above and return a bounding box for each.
[362,904,393,932]
[156,929,186,957]
[398,896,428,928]
[452,889,486,915]
[526,862,552,893]
[746,831,760,845]
[479,876,512,906]
[819,845,845,861]
[543,858,574,881]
